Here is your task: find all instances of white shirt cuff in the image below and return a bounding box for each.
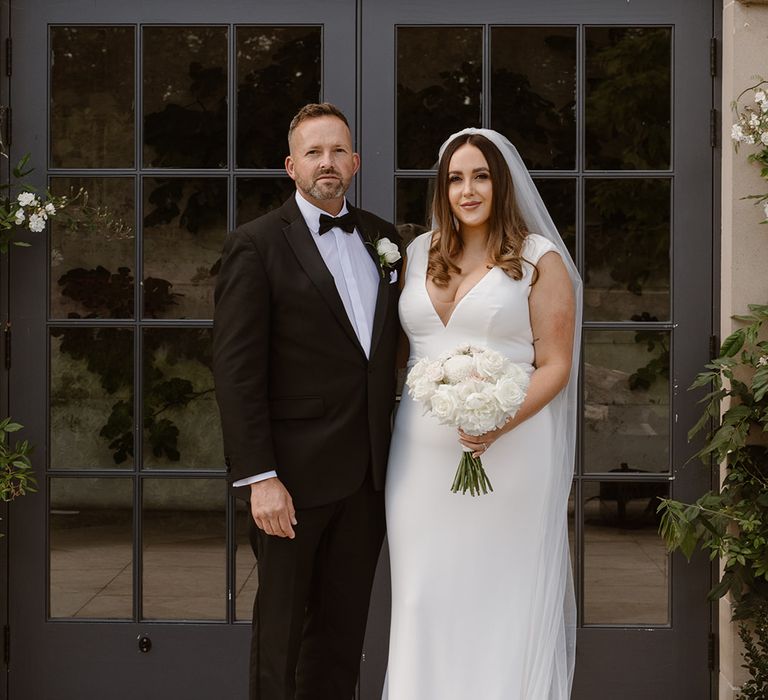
[232,470,278,487]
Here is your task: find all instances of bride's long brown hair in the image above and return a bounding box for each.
[428,133,534,287]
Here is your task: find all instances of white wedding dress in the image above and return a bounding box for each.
[383,230,575,700]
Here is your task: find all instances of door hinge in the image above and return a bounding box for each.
[3,624,9,666]
[708,632,717,671]
[710,109,718,149]
[710,37,717,78]
[710,333,719,360]
[4,321,11,371]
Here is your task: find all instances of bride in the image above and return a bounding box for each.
[383,128,582,699]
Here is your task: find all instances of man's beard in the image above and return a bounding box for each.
[297,169,349,200]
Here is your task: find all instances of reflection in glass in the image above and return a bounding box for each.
[143,26,228,168]
[397,27,482,169]
[584,330,670,474]
[533,178,576,261]
[142,328,223,470]
[50,177,135,319]
[585,27,671,170]
[584,179,670,321]
[395,178,432,248]
[50,328,134,469]
[51,26,135,168]
[50,478,133,619]
[142,478,226,620]
[491,27,576,170]
[583,480,669,624]
[142,178,227,319]
[236,178,296,226]
[237,26,322,168]
[236,500,258,621]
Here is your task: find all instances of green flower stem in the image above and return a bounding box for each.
[451,451,494,496]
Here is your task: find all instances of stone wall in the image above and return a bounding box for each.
[720,1,768,697]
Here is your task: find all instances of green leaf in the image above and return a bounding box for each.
[708,574,734,601]
[721,329,747,357]
[747,303,768,318]
[753,365,768,402]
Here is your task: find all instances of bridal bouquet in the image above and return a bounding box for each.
[406,345,530,496]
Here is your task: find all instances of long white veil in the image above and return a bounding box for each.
[437,128,582,697]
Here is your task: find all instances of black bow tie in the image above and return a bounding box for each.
[318,211,357,235]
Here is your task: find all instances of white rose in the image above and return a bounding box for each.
[44,202,57,215]
[409,377,438,403]
[430,385,461,425]
[751,114,761,127]
[376,237,401,265]
[474,349,506,379]
[17,192,36,207]
[28,213,46,233]
[494,375,528,413]
[424,360,445,383]
[453,378,485,402]
[761,132,768,146]
[756,91,766,104]
[406,357,430,385]
[14,209,25,224]
[442,353,475,384]
[461,388,504,434]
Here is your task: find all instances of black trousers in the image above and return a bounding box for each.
[248,475,385,700]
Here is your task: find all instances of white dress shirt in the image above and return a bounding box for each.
[232,191,381,487]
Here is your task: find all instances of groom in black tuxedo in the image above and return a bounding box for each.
[213,103,401,699]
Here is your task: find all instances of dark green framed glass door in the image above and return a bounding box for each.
[8,1,355,697]
[359,2,715,699]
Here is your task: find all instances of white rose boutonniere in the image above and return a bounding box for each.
[368,236,401,278]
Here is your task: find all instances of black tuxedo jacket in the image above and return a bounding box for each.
[213,195,402,509]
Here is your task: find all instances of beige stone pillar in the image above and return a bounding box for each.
[720,1,768,697]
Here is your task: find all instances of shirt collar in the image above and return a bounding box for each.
[294,191,350,235]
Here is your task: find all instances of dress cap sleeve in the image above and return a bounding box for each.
[522,233,561,265]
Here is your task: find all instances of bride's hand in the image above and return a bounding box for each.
[458,420,513,458]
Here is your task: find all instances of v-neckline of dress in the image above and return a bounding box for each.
[424,265,497,329]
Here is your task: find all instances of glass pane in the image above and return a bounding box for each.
[50,177,135,319]
[585,27,671,170]
[533,178,576,261]
[584,330,670,474]
[237,26,322,168]
[142,328,223,470]
[584,179,670,321]
[142,478,226,620]
[143,26,228,168]
[236,178,296,227]
[583,480,669,624]
[397,27,482,169]
[51,328,134,469]
[236,500,257,621]
[395,177,431,248]
[142,178,226,319]
[51,26,135,168]
[491,27,576,170]
[50,478,133,619]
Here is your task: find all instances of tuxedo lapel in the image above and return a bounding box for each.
[280,198,366,356]
[351,206,391,360]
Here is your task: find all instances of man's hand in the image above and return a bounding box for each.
[250,478,297,539]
